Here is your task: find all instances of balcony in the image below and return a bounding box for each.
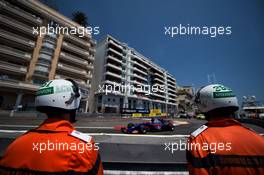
[57,63,89,79]
[64,33,90,48]
[109,39,123,49]
[168,91,176,98]
[152,66,163,75]
[133,73,148,82]
[62,41,89,57]
[133,59,147,70]
[154,77,165,84]
[90,39,96,46]
[0,14,35,36]
[108,48,123,58]
[132,80,147,87]
[86,64,94,70]
[107,55,122,64]
[167,83,176,89]
[105,63,122,71]
[86,55,95,62]
[133,54,150,67]
[151,92,166,99]
[55,74,90,89]
[0,79,38,91]
[168,97,176,102]
[0,61,27,75]
[0,0,42,26]
[167,77,176,84]
[89,47,96,54]
[154,72,164,79]
[0,29,35,49]
[133,67,147,76]
[0,44,31,62]
[103,80,122,87]
[60,51,89,68]
[104,71,122,79]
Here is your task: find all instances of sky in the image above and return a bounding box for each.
[46,0,264,103]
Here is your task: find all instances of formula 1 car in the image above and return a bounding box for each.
[121,118,174,134]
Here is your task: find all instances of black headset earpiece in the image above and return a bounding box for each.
[66,79,80,98]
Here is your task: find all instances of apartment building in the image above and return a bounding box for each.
[90,35,178,115]
[0,0,95,112]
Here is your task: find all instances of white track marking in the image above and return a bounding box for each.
[0,124,113,129]
[0,124,37,128]
[0,129,27,133]
[104,170,188,175]
[0,129,188,137]
[0,129,263,137]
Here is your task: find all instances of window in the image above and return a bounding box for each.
[98,96,102,103]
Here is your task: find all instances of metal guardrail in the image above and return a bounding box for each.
[103,162,188,172]
[238,118,264,128]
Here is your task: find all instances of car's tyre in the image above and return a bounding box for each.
[169,126,175,131]
[156,125,162,131]
[121,127,127,133]
[139,125,147,134]
[127,123,134,128]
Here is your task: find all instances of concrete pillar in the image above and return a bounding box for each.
[48,34,64,80]
[85,100,89,113]
[14,93,23,111]
[25,35,44,82]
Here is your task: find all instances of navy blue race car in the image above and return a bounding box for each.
[121,118,174,134]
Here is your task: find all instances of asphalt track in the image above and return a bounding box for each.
[0,113,264,174]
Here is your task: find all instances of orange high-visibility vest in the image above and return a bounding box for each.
[186,118,264,175]
[0,118,103,175]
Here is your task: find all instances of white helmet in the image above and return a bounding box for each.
[194,84,239,113]
[35,79,81,111]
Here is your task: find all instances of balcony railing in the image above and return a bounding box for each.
[0,61,27,74]
[104,71,122,79]
[167,83,176,89]
[133,73,148,82]
[0,29,35,49]
[55,74,90,89]
[109,39,123,49]
[105,63,122,71]
[60,52,89,67]
[154,77,165,84]
[168,91,176,97]
[0,14,35,36]
[0,44,31,62]
[132,59,147,70]
[107,55,122,64]
[108,48,123,58]
[154,72,164,79]
[57,63,89,78]
[62,42,89,57]
[0,79,38,91]
[167,77,176,84]
[89,47,96,54]
[0,0,43,25]
[64,33,90,48]
[133,66,148,76]
[151,92,166,99]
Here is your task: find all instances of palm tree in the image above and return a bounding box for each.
[72,11,88,27]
